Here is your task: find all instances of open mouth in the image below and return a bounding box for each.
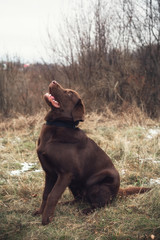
[45,93,60,108]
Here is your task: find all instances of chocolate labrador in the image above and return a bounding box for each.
[34,81,150,225]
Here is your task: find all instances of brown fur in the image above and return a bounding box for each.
[33,81,150,225]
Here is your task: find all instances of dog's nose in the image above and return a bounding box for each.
[52,80,57,84]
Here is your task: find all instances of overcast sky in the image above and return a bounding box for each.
[0,0,79,63]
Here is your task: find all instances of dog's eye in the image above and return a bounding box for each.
[67,91,73,97]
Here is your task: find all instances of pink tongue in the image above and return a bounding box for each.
[50,96,55,101]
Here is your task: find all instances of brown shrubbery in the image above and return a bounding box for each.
[0,0,160,118]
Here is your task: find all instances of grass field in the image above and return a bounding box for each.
[0,108,160,240]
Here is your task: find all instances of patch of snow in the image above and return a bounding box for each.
[140,158,160,164]
[10,170,22,176]
[13,137,21,143]
[21,162,35,172]
[121,169,126,175]
[0,138,5,149]
[10,162,41,176]
[150,178,160,185]
[0,144,5,149]
[146,128,160,139]
[34,169,42,173]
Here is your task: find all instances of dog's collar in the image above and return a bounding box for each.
[46,120,79,129]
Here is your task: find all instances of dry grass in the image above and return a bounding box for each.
[0,108,160,240]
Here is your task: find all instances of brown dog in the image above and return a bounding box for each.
[34,81,150,225]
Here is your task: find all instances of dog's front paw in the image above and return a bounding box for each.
[42,213,54,225]
[42,215,53,225]
[42,216,50,225]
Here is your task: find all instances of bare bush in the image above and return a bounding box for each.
[0,60,50,116]
[120,0,160,117]
[46,0,160,118]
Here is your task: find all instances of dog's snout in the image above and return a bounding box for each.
[52,80,57,84]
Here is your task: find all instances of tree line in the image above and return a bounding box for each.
[0,0,160,118]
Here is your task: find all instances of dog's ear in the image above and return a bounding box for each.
[72,99,85,122]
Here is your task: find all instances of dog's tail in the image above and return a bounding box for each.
[118,187,151,197]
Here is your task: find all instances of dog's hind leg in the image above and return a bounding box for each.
[83,184,113,214]
[69,184,84,201]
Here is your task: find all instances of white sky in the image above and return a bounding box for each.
[0,0,79,63]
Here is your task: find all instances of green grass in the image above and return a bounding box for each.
[0,111,160,240]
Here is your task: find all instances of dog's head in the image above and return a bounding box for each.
[44,81,85,123]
